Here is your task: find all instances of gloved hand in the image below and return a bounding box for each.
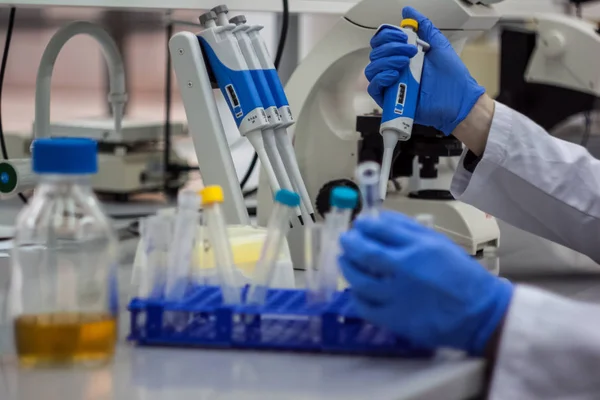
[365,7,486,136]
[338,211,513,355]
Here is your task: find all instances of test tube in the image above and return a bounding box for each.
[142,215,174,299]
[304,223,323,303]
[201,186,241,305]
[246,189,301,305]
[356,162,381,217]
[165,190,201,301]
[315,187,359,303]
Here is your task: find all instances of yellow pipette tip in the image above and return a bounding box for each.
[200,186,224,205]
[401,18,418,30]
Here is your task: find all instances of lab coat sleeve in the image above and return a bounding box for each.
[451,102,600,262]
[490,285,600,399]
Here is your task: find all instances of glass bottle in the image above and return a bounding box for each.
[10,138,119,366]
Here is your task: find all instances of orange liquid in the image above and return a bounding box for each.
[14,312,117,367]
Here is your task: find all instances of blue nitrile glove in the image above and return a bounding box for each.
[365,7,486,136]
[338,211,513,355]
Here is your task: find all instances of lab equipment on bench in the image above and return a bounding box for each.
[4,21,189,199]
[247,189,300,305]
[257,0,503,263]
[235,13,316,221]
[165,191,201,301]
[315,187,358,304]
[213,6,305,224]
[201,185,241,305]
[197,11,281,200]
[356,161,381,217]
[11,137,119,367]
[379,19,429,200]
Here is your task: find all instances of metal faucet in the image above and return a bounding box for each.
[34,21,128,138]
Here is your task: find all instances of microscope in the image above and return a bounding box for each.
[257,0,503,261]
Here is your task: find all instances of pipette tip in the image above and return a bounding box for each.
[298,215,304,226]
[310,213,316,223]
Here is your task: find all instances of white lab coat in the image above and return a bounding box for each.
[451,102,600,399]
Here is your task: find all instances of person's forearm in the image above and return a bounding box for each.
[452,93,495,156]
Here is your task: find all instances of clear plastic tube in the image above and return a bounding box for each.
[165,191,201,301]
[202,187,241,305]
[143,215,174,299]
[356,162,381,217]
[305,223,323,303]
[246,202,293,305]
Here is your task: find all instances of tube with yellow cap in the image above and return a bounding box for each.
[201,185,241,305]
[378,19,430,200]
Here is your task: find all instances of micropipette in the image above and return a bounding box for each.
[379,19,430,200]
[243,19,316,222]
[165,190,201,301]
[201,185,241,305]
[246,189,301,305]
[216,8,306,225]
[197,11,281,198]
[356,161,381,217]
[315,187,358,303]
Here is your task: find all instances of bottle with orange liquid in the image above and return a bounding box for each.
[10,138,119,367]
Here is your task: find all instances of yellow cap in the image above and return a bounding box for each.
[401,18,419,31]
[201,185,224,205]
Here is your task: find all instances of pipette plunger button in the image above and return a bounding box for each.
[199,11,217,26]
[211,5,229,15]
[229,15,247,25]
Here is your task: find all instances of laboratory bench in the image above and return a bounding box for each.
[1,198,600,399]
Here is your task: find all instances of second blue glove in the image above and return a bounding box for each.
[339,211,513,356]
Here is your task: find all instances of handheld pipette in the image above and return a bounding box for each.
[214,7,306,225]
[165,190,201,301]
[246,189,301,305]
[201,185,241,305]
[197,11,281,198]
[242,19,316,222]
[379,19,430,200]
[316,187,358,303]
[356,162,381,217]
[142,215,174,299]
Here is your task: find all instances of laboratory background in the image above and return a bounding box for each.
[0,0,598,399]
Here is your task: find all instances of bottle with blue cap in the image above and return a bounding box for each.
[315,186,359,303]
[246,189,300,305]
[10,137,119,367]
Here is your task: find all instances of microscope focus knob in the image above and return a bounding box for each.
[315,179,361,219]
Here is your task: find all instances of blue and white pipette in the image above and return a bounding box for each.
[198,11,281,197]
[242,20,316,222]
[246,189,301,305]
[213,7,306,225]
[378,19,429,200]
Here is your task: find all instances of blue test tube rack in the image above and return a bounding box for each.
[128,285,432,357]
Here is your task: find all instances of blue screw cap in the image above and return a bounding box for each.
[32,137,98,175]
[331,187,358,209]
[275,189,300,207]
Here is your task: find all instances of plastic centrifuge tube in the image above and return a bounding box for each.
[200,185,241,305]
[315,187,358,303]
[142,214,174,299]
[165,190,201,301]
[304,222,323,302]
[246,189,301,305]
[356,162,381,217]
